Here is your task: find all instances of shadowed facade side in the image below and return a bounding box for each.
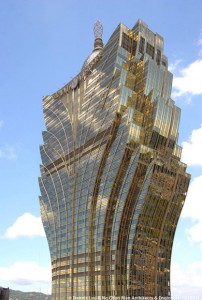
[39,20,190,299]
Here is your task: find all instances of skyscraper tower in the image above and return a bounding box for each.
[39,20,190,299]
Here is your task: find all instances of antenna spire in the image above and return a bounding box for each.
[93,20,103,51]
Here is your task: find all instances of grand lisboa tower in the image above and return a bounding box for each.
[39,20,190,299]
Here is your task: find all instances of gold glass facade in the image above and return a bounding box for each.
[39,20,190,299]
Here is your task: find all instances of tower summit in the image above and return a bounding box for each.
[81,20,103,71]
[39,20,190,299]
[93,20,104,50]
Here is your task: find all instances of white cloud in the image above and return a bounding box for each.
[182,175,202,253]
[181,124,202,166]
[0,261,51,287]
[182,175,202,221]
[2,213,45,239]
[0,144,17,160]
[172,59,202,97]
[168,59,181,73]
[198,35,202,57]
[181,126,202,249]
[0,122,17,159]
[171,261,202,298]
[171,35,202,98]
[187,221,202,243]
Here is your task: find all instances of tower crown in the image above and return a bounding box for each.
[93,20,104,51]
[94,20,103,39]
[82,20,103,70]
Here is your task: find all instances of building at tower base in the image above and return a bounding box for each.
[0,287,9,300]
[39,19,190,299]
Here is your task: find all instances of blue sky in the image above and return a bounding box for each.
[0,0,202,297]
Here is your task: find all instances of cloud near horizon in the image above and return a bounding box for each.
[171,261,202,297]
[2,213,45,239]
[0,261,51,287]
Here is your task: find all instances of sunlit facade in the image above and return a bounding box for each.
[39,20,190,299]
